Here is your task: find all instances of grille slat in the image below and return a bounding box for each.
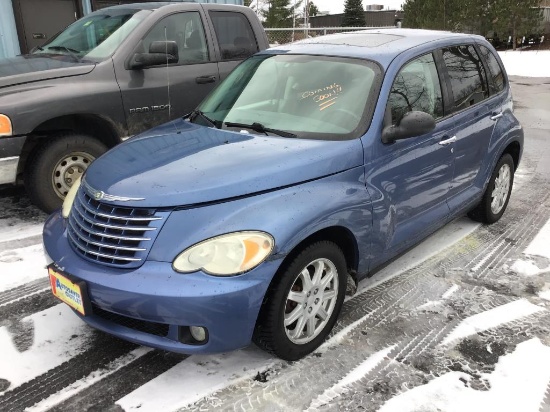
[67,188,167,268]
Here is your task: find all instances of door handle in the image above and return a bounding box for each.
[490,112,503,121]
[439,136,457,146]
[196,75,217,84]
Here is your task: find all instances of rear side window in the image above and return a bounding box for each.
[479,45,506,95]
[209,11,259,61]
[387,53,444,126]
[442,45,489,112]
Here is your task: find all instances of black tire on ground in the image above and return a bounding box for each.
[468,153,515,224]
[25,133,108,213]
[253,241,347,361]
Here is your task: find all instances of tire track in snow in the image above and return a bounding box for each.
[0,278,50,307]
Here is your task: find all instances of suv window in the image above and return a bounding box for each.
[442,45,489,112]
[142,12,209,64]
[479,45,506,95]
[387,53,444,126]
[209,11,259,61]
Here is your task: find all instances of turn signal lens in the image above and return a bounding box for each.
[173,231,274,276]
[62,176,82,218]
[0,114,12,136]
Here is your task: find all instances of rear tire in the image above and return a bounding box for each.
[25,133,108,213]
[253,241,347,361]
[468,153,514,224]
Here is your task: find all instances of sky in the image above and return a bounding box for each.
[311,0,404,14]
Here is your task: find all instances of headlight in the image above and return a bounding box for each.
[62,176,82,218]
[173,231,274,276]
[0,114,12,137]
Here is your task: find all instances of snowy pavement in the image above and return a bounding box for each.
[0,74,550,411]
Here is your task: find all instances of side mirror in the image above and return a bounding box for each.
[382,111,436,144]
[129,41,179,69]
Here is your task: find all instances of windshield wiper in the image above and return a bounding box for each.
[224,122,297,138]
[46,46,80,61]
[185,110,220,128]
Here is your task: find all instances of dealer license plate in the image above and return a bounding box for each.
[48,266,87,316]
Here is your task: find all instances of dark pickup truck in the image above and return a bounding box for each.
[0,2,268,212]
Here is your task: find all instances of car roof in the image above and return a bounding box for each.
[100,1,196,11]
[263,29,485,68]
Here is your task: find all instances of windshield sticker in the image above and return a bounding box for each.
[301,83,343,111]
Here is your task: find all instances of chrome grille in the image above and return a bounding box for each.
[68,189,168,268]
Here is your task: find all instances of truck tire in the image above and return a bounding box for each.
[25,133,108,213]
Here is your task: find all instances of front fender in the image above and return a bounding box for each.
[148,166,373,274]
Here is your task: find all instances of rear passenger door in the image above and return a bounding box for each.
[207,10,260,81]
[441,45,496,211]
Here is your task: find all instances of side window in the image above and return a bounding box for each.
[387,53,444,126]
[209,11,259,61]
[142,12,209,64]
[479,45,506,95]
[442,45,489,111]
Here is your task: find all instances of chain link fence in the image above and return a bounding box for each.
[264,27,394,47]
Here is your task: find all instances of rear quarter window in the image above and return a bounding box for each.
[479,45,506,95]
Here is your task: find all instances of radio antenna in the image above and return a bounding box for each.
[164,26,178,133]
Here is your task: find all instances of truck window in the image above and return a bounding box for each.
[142,12,209,64]
[209,11,259,61]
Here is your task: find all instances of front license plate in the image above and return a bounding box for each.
[48,267,87,316]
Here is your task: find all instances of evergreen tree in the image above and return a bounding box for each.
[244,0,252,6]
[492,0,542,50]
[309,2,320,17]
[263,0,294,28]
[342,0,366,27]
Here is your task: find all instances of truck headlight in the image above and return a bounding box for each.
[173,231,274,276]
[62,176,82,218]
[0,114,12,137]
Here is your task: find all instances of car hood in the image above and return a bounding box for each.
[0,54,95,89]
[84,119,364,208]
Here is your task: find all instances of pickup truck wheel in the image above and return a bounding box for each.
[253,241,347,361]
[468,153,515,224]
[25,134,108,213]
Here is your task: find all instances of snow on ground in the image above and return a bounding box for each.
[378,338,550,412]
[0,304,91,392]
[498,50,550,77]
[0,243,48,291]
[116,348,274,411]
[440,299,546,346]
[523,218,550,260]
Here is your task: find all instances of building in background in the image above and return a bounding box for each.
[0,0,243,59]
[310,9,404,28]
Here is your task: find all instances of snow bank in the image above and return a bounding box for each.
[498,50,550,77]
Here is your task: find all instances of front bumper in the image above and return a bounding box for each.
[0,135,26,185]
[43,212,283,354]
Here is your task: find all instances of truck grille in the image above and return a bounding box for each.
[67,188,168,268]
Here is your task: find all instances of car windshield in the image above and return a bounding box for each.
[196,54,382,140]
[33,9,151,62]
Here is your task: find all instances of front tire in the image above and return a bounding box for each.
[25,133,108,213]
[468,153,514,224]
[253,241,347,361]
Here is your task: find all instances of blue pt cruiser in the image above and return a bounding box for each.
[43,29,523,361]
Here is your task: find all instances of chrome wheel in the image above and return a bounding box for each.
[52,152,95,199]
[491,163,511,215]
[284,258,339,345]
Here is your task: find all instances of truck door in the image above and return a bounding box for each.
[114,10,220,136]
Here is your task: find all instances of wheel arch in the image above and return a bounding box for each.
[501,140,521,171]
[17,114,123,177]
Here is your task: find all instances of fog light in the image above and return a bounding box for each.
[190,326,207,342]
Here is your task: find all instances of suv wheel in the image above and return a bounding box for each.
[253,241,347,361]
[25,133,108,213]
